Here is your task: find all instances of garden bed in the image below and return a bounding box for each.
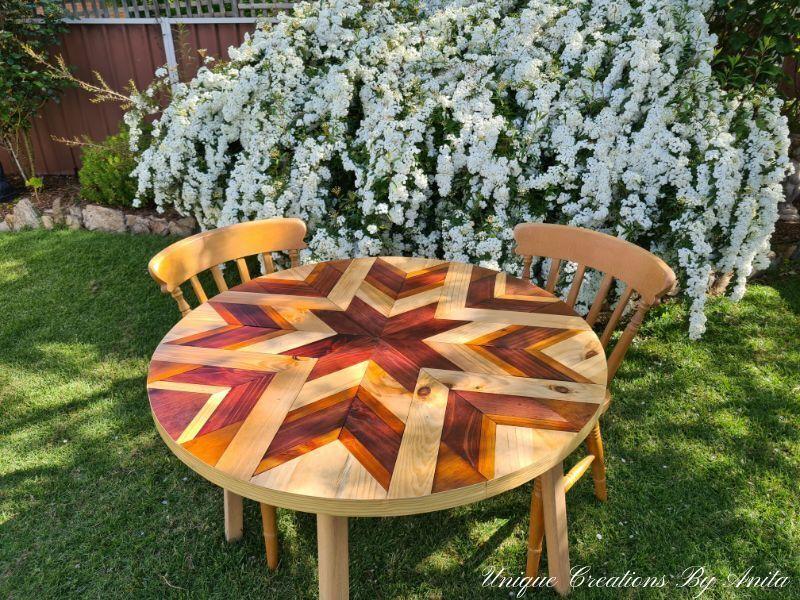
[0,175,196,236]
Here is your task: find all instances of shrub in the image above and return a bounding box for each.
[708,0,800,132]
[78,130,139,207]
[126,0,790,338]
[0,0,67,191]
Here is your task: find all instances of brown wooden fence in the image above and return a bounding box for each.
[0,20,256,176]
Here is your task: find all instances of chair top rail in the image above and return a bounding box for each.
[148,218,307,292]
[513,223,676,304]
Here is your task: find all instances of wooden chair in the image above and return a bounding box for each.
[148,217,308,570]
[513,222,676,577]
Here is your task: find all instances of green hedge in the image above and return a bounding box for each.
[78,130,138,207]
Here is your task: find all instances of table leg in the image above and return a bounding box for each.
[223,489,243,542]
[260,503,279,570]
[541,461,571,595]
[317,514,349,600]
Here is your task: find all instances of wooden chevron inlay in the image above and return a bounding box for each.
[148,257,607,501]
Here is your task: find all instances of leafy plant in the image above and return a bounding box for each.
[78,129,140,207]
[708,1,800,132]
[0,0,67,193]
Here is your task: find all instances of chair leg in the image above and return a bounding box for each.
[526,478,545,577]
[223,489,243,542]
[260,503,279,571]
[585,423,607,502]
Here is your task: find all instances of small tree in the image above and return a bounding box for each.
[0,0,67,193]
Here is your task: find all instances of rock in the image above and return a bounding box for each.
[178,215,196,229]
[778,201,800,223]
[783,179,799,205]
[41,215,54,230]
[65,205,83,230]
[0,221,10,233]
[790,135,800,161]
[83,205,126,233]
[125,214,151,235]
[51,196,64,223]
[709,271,733,296]
[12,197,42,230]
[149,217,170,236]
[168,216,196,237]
[775,242,798,262]
[4,214,14,228]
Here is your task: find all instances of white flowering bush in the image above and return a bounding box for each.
[127,0,790,338]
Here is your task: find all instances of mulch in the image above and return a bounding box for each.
[0,174,183,221]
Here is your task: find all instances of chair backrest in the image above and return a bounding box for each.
[149,218,307,317]
[513,223,676,382]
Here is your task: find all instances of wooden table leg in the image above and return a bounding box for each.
[317,514,349,600]
[260,504,279,570]
[223,489,243,542]
[541,462,571,595]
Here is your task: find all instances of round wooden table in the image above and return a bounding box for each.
[147,257,608,597]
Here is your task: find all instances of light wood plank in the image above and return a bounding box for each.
[358,361,414,423]
[327,258,376,310]
[215,360,316,479]
[336,451,388,500]
[389,286,444,316]
[422,369,605,404]
[381,256,444,272]
[152,344,299,373]
[355,282,394,317]
[443,306,592,331]
[435,261,472,319]
[161,302,229,342]
[245,330,336,355]
[539,330,607,385]
[214,290,342,311]
[291,362,370,410]
[387,372,450,499]
[176,388,231,444]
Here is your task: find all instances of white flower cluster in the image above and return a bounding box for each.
[127,0,790,338]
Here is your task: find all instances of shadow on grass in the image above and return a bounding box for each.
[1,231,798,598]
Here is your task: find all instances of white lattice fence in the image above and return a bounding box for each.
[55,1,293,18]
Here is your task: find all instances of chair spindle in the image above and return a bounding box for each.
[170,287,191,317]
[262,253,276,274]
[521,255,532,280]
[585,272,614,326]
[606,301,651,381]
[235,258,251,282]
[189,275,208,304]
[288,249,300,268]
[210,265,228,293]
[545,259,561,292]
[600,286,634,348]
[565,264,586,307]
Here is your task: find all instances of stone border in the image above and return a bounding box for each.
[0,198,197,237]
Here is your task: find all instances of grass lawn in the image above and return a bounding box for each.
[1,229,798,599]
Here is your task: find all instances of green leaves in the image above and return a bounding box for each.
[0,0,67,136]
[24,176,43,192]
[708,1,800,131]
[78,129,140,208]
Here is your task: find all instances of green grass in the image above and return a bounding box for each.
[0,229,798,599]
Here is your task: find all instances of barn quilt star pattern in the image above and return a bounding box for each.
[147,257,607,502]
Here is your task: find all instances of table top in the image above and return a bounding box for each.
[147,257,607,516]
